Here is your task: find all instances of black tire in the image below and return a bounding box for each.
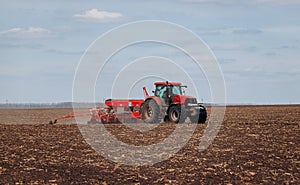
[168,105,186,123]
[163,115,170,122]
[190,107,207,124]
[101,118,107,124]
[141,99,160,123]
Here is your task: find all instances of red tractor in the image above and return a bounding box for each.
[49,81,207,124]
[140,81,207,124]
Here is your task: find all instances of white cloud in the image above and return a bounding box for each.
[0,27,51,39]
[73,9,122,22]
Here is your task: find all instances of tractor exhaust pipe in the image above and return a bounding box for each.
[143,87,149,98]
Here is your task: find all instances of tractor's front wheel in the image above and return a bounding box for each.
[190,107,207,124]
[168,105,186,123]
[141,99,160,123]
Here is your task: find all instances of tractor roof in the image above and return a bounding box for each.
[154,81,182,86]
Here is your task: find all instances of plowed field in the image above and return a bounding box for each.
[0,105,299,184]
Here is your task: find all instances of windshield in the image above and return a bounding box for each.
[172,86,182,95]
[155,85,182,97]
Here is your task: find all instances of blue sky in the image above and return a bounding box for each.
[0,0,299,104]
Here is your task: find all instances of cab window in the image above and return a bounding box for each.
[172,86,182,95]
[155,85,166,98]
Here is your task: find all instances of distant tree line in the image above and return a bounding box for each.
[0,102,104,109]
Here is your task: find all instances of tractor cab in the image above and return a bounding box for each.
[154,81,185,106]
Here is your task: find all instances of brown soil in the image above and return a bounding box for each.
[0,105,299,184]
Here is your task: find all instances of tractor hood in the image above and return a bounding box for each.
[173,94,197,105]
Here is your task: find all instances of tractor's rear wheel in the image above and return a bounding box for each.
[168,105,186,123]
[190,107,207,124]
[141,99,160,123]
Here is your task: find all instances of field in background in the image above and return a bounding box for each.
[0,105,299,184]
